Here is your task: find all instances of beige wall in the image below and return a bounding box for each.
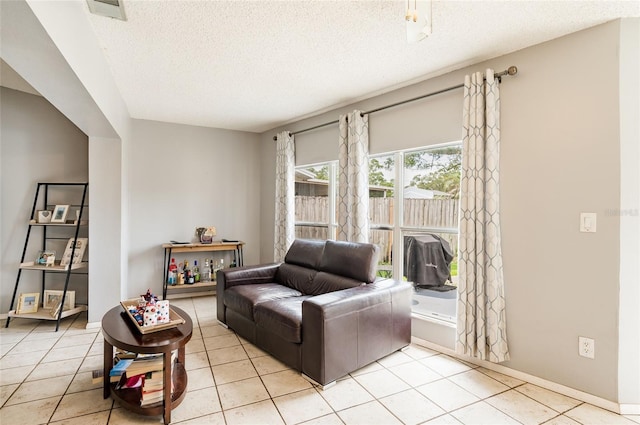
[126,119,262,299]
[259,20,635,403]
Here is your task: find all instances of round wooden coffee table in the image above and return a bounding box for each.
[102,305,193,424]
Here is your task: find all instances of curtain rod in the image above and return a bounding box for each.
[272,66,517,141]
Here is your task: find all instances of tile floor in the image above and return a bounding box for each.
[1,296,639,425]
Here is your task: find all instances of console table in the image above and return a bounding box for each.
[162,241,244,299]
[102,305,193,424]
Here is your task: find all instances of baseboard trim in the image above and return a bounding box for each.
[411,336,630,415]
[85,321,101,329]
[620,404,640,415]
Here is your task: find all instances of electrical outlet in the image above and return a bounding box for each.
[579,336,595,359]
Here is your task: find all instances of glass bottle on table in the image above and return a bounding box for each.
[202,259,212,282]
[193,260,201,283]
[184,260,194,284]
[168,258,178,285]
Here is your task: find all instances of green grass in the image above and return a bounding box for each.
[450,261,458,277]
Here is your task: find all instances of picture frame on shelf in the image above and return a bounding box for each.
[16,292,40,314]
[36,210,52,224]
[51,205,69,223]
[43,290,75,311]
[60,238,88,266]
[36,250,56,267]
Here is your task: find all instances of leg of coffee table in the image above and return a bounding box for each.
[163,349,171,424]
[103,340,113,399]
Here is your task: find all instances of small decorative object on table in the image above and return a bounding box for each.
[51,205,70,223]
[16,292,40,314]
[36,210,52,223]
[195,226,216,244]
[120,289,184,334]
[43,289,75,311]
[36,250,56,267]
[60,238,88,266]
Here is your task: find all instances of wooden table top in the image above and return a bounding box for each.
[101,305,193,354]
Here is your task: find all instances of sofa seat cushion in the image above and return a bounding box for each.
[254,296,311,343]
[224,284,302,321]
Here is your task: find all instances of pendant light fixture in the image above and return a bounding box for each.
[406,0,432,43]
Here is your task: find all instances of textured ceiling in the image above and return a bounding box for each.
[83,0,640,133]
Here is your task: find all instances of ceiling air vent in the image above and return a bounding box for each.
[87,0,126,21]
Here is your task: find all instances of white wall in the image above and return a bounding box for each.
[126,119,261,299]
[0,87,89,312]
[617,18,640,410]
[88,137,124,323]
[259,20,639,404]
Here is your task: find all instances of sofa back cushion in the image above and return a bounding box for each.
[319,240,380,283]
[304,272,364,295]
[284,239,325,269]
[276,263,317,293]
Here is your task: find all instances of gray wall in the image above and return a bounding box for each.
[259,20,634,403]
[0,87,89,312]
[126,119,261,299]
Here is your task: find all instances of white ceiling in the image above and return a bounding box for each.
[82,0,639,133]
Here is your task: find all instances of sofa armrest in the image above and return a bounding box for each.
[216,263,280,323]
[301,279,412,385]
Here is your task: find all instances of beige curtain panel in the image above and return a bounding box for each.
[338,111,370,243]
[456,69,510,363]
[274,131,296,262]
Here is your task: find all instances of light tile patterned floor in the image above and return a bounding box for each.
[1,296,638,425]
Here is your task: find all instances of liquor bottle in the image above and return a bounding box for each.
[177,261,185,284]
[202,259,212,282]
[184,260,194,284]
[193,260,201,283]
[168,258,178,285]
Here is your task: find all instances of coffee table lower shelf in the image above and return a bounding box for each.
[108,363,188,416]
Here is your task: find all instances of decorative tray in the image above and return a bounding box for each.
[120,299,185,334]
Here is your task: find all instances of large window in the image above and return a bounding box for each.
[294,163,337,240]
[295,143,461,323]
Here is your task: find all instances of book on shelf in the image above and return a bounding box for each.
[140,388,164,406]
[109,358,134,377]
[115,349,138,361]
[124,356,163,377]
[116,373,145,390]
[93,368,125,384]
[143,370,164,391]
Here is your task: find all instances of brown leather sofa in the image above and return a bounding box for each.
[216,239,412,386]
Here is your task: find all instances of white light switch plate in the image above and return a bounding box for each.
[580,213,597,232]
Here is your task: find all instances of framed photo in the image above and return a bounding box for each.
[60,238,88,266]
[43,290,75,311]
[16,292,40,314]
[51,205,70,223]
[36,250,56,267]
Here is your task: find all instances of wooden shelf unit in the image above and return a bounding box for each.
[162,242,244,300]
[7,305,88,321]
[5,182,89,332]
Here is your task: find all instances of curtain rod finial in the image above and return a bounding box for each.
[273,136,277,141]
[507,66,518,76]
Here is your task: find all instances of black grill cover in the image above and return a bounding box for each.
[403,235,454,287]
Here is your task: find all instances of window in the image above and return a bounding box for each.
[296,143,461,323]
[370,143,461,322]
[294,163,337,240]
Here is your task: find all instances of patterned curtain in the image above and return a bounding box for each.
[274,131,295,262]
[456,69,510,363]
[338,111,370,243]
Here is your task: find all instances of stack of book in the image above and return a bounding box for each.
[107,350,177,406]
